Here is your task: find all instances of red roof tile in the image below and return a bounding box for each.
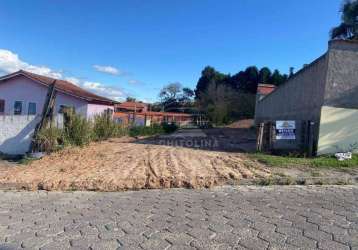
[0,70,116,105]
[116,102,147,110]
[257,84,276,95]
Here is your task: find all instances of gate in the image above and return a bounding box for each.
[256,121,316,157]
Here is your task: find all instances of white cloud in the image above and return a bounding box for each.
[0,49,128,101]
[83,81,125,101]
[0,49,62,78]
[128,79,141,84]
[93,65,123,76]
[64,77,81,86]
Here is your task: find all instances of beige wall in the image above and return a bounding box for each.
[318,106,358,155]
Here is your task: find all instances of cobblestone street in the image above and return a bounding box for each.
[0,186,357,250]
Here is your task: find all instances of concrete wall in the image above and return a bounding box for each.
[0,115,63,155]
[255,54,328,124]
[317,106,358,155]
[324,40,358,109]
[254,40,358,155]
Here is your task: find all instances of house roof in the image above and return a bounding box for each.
[0,70,117,105]
[116,101,147,110]
[143,111,192,117]
[114,111,192,118]
[257,84,276,95]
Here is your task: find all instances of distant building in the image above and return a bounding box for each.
[256,84,276,102]
[115,101,148,114]
[114,102,193,126]
[255,40,358,155]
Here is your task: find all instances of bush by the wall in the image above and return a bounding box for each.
[129,123,178,137]
[63,111,92,147]
[92,113,121,141]
[162,123,179,133]
[35,113,178,153]
[35,127,64,153]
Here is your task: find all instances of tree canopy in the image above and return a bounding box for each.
[195,65,288,97]
[158,82,195,112]
[331,0,358,40]
[194,65,289,124]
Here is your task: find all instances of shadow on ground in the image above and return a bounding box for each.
[133,128,257,153]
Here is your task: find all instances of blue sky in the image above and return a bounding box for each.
[0,0,342,102]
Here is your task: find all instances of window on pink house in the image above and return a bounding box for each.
[14,101,23,115]
[0,99,4,115]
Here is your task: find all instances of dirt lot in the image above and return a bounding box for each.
[0,129,269,191]
[1,128,357,191]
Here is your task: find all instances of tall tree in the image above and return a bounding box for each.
[195,66,229,99]
[259,67,272,84]
[194,65,289,124]
[289,67,295,78]
[180,88,195,102]
[331,0,358,40]
[242,66,259,93]
[126,97,136,102]
[159,82,182,102]
[159,83,195,112]
[270,69,287,86]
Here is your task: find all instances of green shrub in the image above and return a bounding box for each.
[129,124,163,137]
[35,127,64,153]
[162,123,179,133]
[33,112,179,154]
[63,111,92,147]
[115,125,130,137]
[129,123,178,137]
[92,113,122,141]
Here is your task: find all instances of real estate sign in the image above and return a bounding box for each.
[276,121,296,140]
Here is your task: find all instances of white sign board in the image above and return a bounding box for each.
[276,121,296,140]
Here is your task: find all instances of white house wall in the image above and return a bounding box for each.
[0,115,63,155]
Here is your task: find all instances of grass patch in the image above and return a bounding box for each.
[250,153,358,169]
[17,157,37,165]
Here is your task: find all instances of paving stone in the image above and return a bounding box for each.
[0,186,357,250]
[268,243,300,250]
[40,240,71,250]
[90,239,122,250]
[318,240,350,250]
[239,236,269,250]
[139,238,171,249]
[303,229,332,241]
[258,231,286,245]
[0,242,22,250]
[212,232,241,245]
[335,232,358,247]
[286,235,317,249]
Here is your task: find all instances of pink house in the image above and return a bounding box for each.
[0,70,116,118]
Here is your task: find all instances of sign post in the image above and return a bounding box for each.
[276,121,296,140]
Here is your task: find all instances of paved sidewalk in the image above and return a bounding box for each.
[0,186,357,250]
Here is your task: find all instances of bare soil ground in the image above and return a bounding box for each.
[1,128,357,191]
[268,165,358,185]
[0,134,270,191]
[226,119,254,129]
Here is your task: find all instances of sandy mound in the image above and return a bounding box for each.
[227,119,254,129]
[0,138,270,191]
